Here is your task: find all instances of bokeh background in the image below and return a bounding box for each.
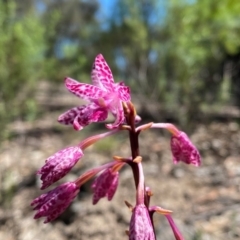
[0,0,240,239]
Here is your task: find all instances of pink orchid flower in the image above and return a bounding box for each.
[37,146,83,190]
[31,182,79,223]
[58,54,131,130]
[129,204,155,240]
[91,168,119,205]
[171,131,201,166]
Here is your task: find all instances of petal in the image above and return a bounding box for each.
[92,174,109,204]
[115,83,131,102]
[91,54,114,92]
[107,172,119,201]
[129,204,155,240]
[92,168,118,204]
[171,131,201,166]
[106,102,125,129]
[72,104,108,130]
[38,147,83,189]
[58,106,86,126]
[58,104,108,130]
[31,182,79,223]
[65,77,106,100]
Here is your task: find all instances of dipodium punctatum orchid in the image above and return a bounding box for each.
[170,131,201,166]
[32,54,201,240]
[91,167,120,205]
[129,204,155,240]
[31,182,79,223]
[58,54,131,130]
[37,146,83,190]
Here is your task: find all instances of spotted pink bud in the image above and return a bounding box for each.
[31,182,79,223]
[129,204,155,240]
[37,146,83,189]
[170,131,201,166]
[91,168,119,204]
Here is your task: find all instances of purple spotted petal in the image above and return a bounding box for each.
[91,54,114,92]
[129,204,155,240]
[31,182,79,223]
[37,146,83,189]
[91,168,119,205]
[106,101,125,129]
[115,82,131,102]
[106,171,119,201]
[171,131,201,166]
[58,106,87,126]
[72,107,108,130]
[58,103,108,131]
[65,77,106,100]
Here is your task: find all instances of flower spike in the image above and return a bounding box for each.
[30,54,201,240]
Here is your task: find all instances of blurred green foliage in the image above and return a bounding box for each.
[1,0,240,139]
[97,0,240,126]
[159,0,240,124]
[0,0,45,138]
[41,0,100,81]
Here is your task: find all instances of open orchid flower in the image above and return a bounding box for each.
[58,54,131,130]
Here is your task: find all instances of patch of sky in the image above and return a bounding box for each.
[148,50,158,64]
[34,0,169,59]
[54,38,79,59]
[114,48,158,75]
[35,0,46,13]
[186,0,196,4]
[152,0,167,25]
[115,50,127,71]
[96,0,168,30]
[96,0,117,31]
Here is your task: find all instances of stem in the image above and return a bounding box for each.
[151,123,180,135]
[111,162,125,173]
[165,215,185,240]
[126,102,140,189]
[136,162,144,205]
[79,129,119,150]
[74,161,116,187]
[124,102,149,207]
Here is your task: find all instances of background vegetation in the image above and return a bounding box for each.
[1,0,240,139]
